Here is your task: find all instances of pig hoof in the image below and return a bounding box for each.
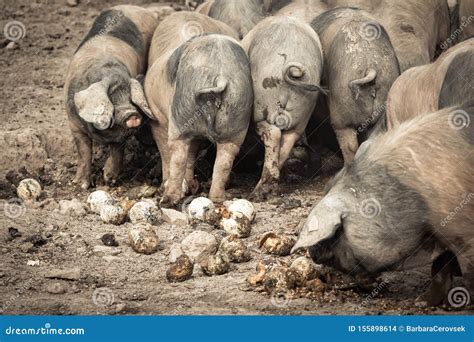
[73,175,91,190]
[159,195,180,210]
[188,179,200,195]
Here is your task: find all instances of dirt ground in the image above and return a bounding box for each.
[0,0,470,315]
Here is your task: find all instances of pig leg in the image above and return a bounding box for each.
[150,121,170,188]
[70,122,92,189]
[250,121,281,201]
[422,250,459,306]
[185,142,200,195]
[209,130,246,203]
[334,127,358,164]
[103,143,123,186]
[278,127,305,170]
[160,137,191,208]
[456,241,474,300]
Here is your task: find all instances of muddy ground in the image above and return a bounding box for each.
[0,0,470,315]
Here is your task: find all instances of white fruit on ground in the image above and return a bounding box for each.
[187,197,214,221]
[129,199,160,225]
[100,204,127,225]
[87,190,115,214]
[220,211,251,238]
[17,179,42,201]
[225,199,255,222]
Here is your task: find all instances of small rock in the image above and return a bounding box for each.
[114,303,127,313]
[168,243,184,263]
[166,255,194,282]
[17,179,41,201]
[66,0,78,7]
[101,233,118,247]
[128,223,159,254]
[6,41,18,50]
[161,208,188,225]
[7,227,22,241]
[26,259,40,266]
[93,245,121,256]
[19,242,34,253]
[59,199,87,216]
[46,282,66,294]
[103,255,121,262]
[45,267,81,281]
[181,230,218,261]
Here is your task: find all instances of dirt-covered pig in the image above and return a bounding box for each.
[310,7,400,164]
[241,16,324,200]
[65,6,158,189]
[144,12,253,206]
[387,38,474,128]
[293,104,474,305]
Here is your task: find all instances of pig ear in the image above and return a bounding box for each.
[74,80,114,130]
[130,78,154,119]
[291,195,348,253]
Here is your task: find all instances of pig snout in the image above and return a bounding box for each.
[124,111,142,128]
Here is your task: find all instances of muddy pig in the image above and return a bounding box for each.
[241,16,325,200]
[144,12,253,206]
[293,103,474,306]
[310,7,400,164]
[387,38,474,129]
[65,6,158,189]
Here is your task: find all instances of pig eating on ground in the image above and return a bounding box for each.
[241,16,325,200]
[293,103,474,306]
[65,5,158,189]
[144,12,253,207]
[310,7,400,164]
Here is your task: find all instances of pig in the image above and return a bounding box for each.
[241,16,325,199]
[323,0,451,72]
[310,7,400,164]
[459,0,474,41]
[274,0,329,23]
[65,6,158,189]
[293,103,474,306]
[144,12,253,206]
[197,0,271,38]
[386,38,474,129]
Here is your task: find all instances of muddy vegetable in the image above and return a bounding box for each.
[87,190,115,214]
[128,223,159,255]
[219,235,251,263]
[290,256,317,285]
[259,233,295,256]
[17,179,42,201]
[225,199,255,222]
[200,252,230,276]
[100,204,127,225]
[128,200,160,225]
[166,255,194,282]
[187,197,215,222]
[220,211,251,238]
